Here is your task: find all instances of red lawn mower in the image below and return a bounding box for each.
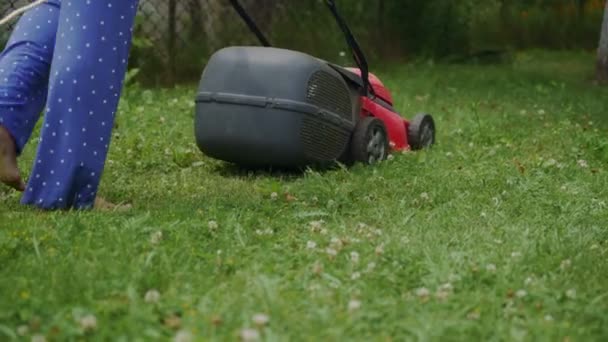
[194,0,436,168]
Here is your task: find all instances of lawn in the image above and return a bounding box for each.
[1,50,607,341]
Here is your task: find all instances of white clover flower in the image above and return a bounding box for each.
[326,248,338,257]
[350,251,360,264]
[348,299,361,312]
[560,259,571,270]
[577,159,589,168]
[435,290,450,301]
[252,313,269,326]
[566,288,577,299]
[544,314,554,322]
[486,264,497,273]
[375,244,385,255]
[439,283,453,292]
[420,192,429,200]
[330,237,343,249]
[306,241,317,249]
[150,231,163,245]
[309,220,324,231]
[515,289,527,298]
[16,325,28,336]
[308,283,321,292]
[208,220,218,230]
[415,287,430,298]
[144,289,161,303]
[351,272,361,280]
[240,328,260,341]
[270,192,278,200]
[366,262,376,272]
[435,283,453,301]
[543,159,557,167]
[31,335,46,342]
[79,314,97,331]
[173,330,193,342]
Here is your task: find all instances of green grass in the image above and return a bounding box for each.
[1,50,607,341]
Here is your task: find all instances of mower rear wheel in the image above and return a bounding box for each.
[350,116,389,165]
[408,113,436,150]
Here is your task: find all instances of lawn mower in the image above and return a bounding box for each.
[194,0,436,168]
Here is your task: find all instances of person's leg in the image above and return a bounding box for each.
[21,0,140,210]
[0,0,61,191]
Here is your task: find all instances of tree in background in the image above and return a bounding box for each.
[597,0,608,83]
[110,0,608,85]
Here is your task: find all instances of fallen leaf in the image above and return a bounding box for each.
[513,159,525,174]
[211,315,222,327]
[164,314,182,330]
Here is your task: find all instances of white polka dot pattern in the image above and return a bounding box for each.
[0,0,140,210]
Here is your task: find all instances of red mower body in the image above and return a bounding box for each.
[346,68,410,151]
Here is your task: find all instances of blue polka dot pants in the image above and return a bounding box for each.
[0,0,140,210]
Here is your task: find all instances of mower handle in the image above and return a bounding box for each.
[323,0,373,97]
[227,0,373,97]
[228,0,271,47]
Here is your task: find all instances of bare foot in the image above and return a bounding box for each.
[0,125,25,192]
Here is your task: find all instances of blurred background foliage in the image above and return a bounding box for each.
[128,0,606,86]
[2,0,607,85]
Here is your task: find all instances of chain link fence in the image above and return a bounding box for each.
[2,0,212,84]
[1,0,371,85]
[3,0,607,83]
[2,0,290,85]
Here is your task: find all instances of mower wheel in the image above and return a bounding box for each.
[350,116,389,165]
[408,113,436,150]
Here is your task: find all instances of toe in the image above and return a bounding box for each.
[0,126,24,191]
[7,177,25,192]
